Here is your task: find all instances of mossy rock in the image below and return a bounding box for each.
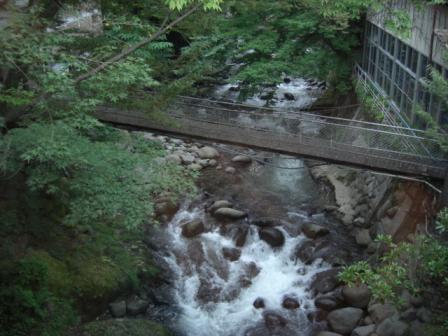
[25,250,72,297]
[79,319,172,336]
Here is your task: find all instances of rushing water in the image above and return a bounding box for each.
[146,81,353,336]
[149,153,345,336]
[212,77,323,109]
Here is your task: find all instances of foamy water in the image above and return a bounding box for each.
[163,207,329,336]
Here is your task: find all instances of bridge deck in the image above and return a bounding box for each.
[95,100,447,180]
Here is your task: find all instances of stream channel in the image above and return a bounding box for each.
[144,79,364,336]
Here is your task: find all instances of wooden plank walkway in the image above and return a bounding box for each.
[95,107,447,180]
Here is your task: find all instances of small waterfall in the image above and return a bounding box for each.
[162,206,330,336]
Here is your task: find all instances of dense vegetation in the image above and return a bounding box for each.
[0,0,447,335]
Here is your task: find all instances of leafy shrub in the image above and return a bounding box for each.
[0,257,77,336]
[340,209,448,333]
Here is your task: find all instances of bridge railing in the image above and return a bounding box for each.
[169,97,447,165]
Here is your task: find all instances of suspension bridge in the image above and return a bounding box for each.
[95,95,448,180]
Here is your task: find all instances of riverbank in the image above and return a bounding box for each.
[71,130,441,336]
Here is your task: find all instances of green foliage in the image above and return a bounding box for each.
[2,122,195,229]
[354,80,386,122]
[0,3,200,334]
[436,208,448,234]
[0,257,78,336]
[81,319,172,336]
[414,67,448,151]
[188,0,362,97]
[340,227,448,305]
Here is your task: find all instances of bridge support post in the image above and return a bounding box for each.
[441,169,448,208]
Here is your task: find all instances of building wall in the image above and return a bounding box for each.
[368,1,448,67]
[363,1,448,128]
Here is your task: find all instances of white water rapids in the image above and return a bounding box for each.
[162,205,330,336]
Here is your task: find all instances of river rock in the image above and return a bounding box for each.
[165,154,182,165]
[284,92,295,100]
[109,300,126,317]
[222,247,241,261]
[252,218,278,227]
[259,227,285,248]
[208,159,218,167]
[352,324,375,336]
[302,223,329,239]
[209,200,233,213]
[197,159,210,167]
[416,307,431,322]
[317,332,343,336]
[355,229,372,247]
[376,317,408,336]
[315,295,339,311]
[253,298,265,309]
[181,219,205,238]
[295,239,315,264]
[282,297,300,310]
[213,207,247,220]
[232,155,252,164]
[312,240,350,267]
[197,146,219,159]
[188,163,202,171]
[263,311,288,329]
[234,227,249,247]
[225,166,236,174]
[327,307,363,335]
[342,284,371,308]
[311,268,342,294]
[400,308,418,322]
[180,153,196,164]
[368,303,397,324]
[126,298,149,316]
[154,199,179,221]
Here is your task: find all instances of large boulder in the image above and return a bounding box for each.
[109,300,126,318]
[232,155,252,164]
[181,219,205,238]
[368,303,397,324]
[282,296,300,310]
[315,295,340,311]
[209,200,233,213]
[311,268,342,294]
[263,311,288,329]
[234,226,249,247]
[180,152,196,164]
[342,284,371,308]
[284,92,295,101]
[355,229,372,247]
[253,297,265,309]
[352,324,375,336]
[222,247,241,261]
[295,239,315,264]
[225,166,236,174]
[197,146,219,159]
[327,307,363,335]
[213,208,247,220]
[165,154,182,165]
[376,317,409,336]
[259,227,285,248]
[302,223,329,239]
[126,298,149,316]
[154,198,179,220]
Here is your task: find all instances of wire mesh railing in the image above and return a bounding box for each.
[168,96,447,165]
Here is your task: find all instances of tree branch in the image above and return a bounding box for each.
[7,4,201,123]
[74,4,200,84]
